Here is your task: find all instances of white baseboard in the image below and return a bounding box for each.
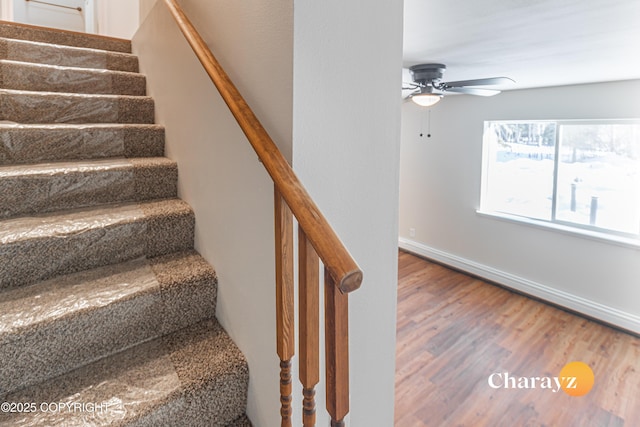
[398,237,640,335]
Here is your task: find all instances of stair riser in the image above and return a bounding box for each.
[0,61,146,96]
[0,203,195,290]
[0,37,138,72]
[0,160,178,218]
[0,255,217,395]
[0,125,165,165]
[0,21,131,52]
[0,91,154,124]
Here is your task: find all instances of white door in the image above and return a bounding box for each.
[11,0,87,32]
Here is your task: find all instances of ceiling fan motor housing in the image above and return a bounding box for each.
[409,63,446,85]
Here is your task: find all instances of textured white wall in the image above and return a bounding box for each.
[293,0,403,425]
[399,80,640,333]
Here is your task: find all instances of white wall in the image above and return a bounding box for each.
[399,80,640,334]
[96,0,138,39]
[133,1,292,426]
[138,0,156,25]
[293,0,403,425]
[134,0,402,425]
[1,0,13,20]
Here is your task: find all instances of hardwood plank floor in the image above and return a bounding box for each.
[395,250,640,427]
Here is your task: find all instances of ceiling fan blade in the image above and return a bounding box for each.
[402,88,420,99]
[441,76,515,87]
[445,87,501,96]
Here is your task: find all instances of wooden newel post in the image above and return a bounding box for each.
[275,188,294,427]
[325,268,350,427]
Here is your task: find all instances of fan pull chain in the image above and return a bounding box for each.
[419,109,432,138]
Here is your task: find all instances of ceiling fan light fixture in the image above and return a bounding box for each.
[410,92,442,107]
[404,63,514,105]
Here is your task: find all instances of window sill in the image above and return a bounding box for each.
[476,210,640,251]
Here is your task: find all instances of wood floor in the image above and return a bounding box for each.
[395,250,640,427]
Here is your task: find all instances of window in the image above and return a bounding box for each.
[481,119,640,239]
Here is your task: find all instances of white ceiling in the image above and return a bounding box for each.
[402,0,640,91]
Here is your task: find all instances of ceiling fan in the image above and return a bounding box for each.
[403,63,514,107]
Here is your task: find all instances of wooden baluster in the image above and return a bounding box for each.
[274,188,294,427]
[325,268,350,427]
[279,359,292,426]
[299,228,320,427]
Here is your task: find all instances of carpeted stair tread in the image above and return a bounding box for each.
[0,60,146,95]
[225,414,253,427]
[0,20,131,53]
[0,123,164,165]
[0,318,249,427]
[0,36,138,72]
[0,250,217,395]
[0,157,178,218]
[0,89,154,124]
[0,199,195,290]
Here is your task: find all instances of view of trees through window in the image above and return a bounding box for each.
[482,120,640,237]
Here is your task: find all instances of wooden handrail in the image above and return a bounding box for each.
[163,1,361,425]
[164,0,362,294]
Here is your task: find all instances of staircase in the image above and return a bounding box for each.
[0,21,251,427]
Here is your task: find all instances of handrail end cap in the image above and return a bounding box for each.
[338,270,363,294]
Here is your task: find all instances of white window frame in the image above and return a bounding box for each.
[479,118,640,248]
